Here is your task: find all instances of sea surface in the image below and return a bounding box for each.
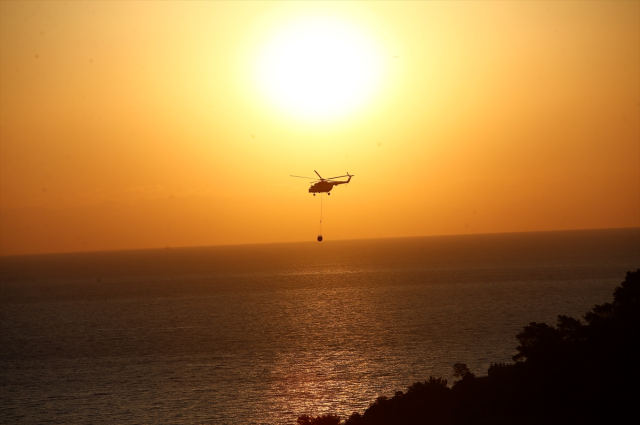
[1,228,639,424]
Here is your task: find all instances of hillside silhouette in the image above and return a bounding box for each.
[296,269,640,425]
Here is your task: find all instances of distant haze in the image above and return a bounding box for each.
[1,1,638,256]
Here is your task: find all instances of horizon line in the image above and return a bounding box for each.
[1,226,638,259]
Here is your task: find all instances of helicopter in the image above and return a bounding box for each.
[290,170,353,195]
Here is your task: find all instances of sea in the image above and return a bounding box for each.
[1,228,639,424]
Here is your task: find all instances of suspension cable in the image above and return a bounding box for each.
[316,193,324,242]
[318,193,323,236]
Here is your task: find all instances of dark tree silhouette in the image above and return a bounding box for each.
[297,414,341,425]
[344,377,452,425]
[509,269,640,423]
[295,270,640,425]
[452,363,475,381]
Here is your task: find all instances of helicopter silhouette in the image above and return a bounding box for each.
[290,170,353,195]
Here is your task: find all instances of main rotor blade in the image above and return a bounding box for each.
[314,170,323,179]
[290,175,317,180]
[325,174,351,180]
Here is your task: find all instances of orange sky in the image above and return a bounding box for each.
[1,1,639,256]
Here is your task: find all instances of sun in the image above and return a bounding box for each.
[255,16,384,122]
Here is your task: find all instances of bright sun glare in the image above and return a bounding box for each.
[256,16,384,122]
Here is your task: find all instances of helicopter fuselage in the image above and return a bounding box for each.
[309,181,335,193]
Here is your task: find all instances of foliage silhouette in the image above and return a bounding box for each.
[344,376,452,425]
[296,269,640,425]
[297,414,341,425]
[452,363,475,381]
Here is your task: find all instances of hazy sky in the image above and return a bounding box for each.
[1,1,638,255]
